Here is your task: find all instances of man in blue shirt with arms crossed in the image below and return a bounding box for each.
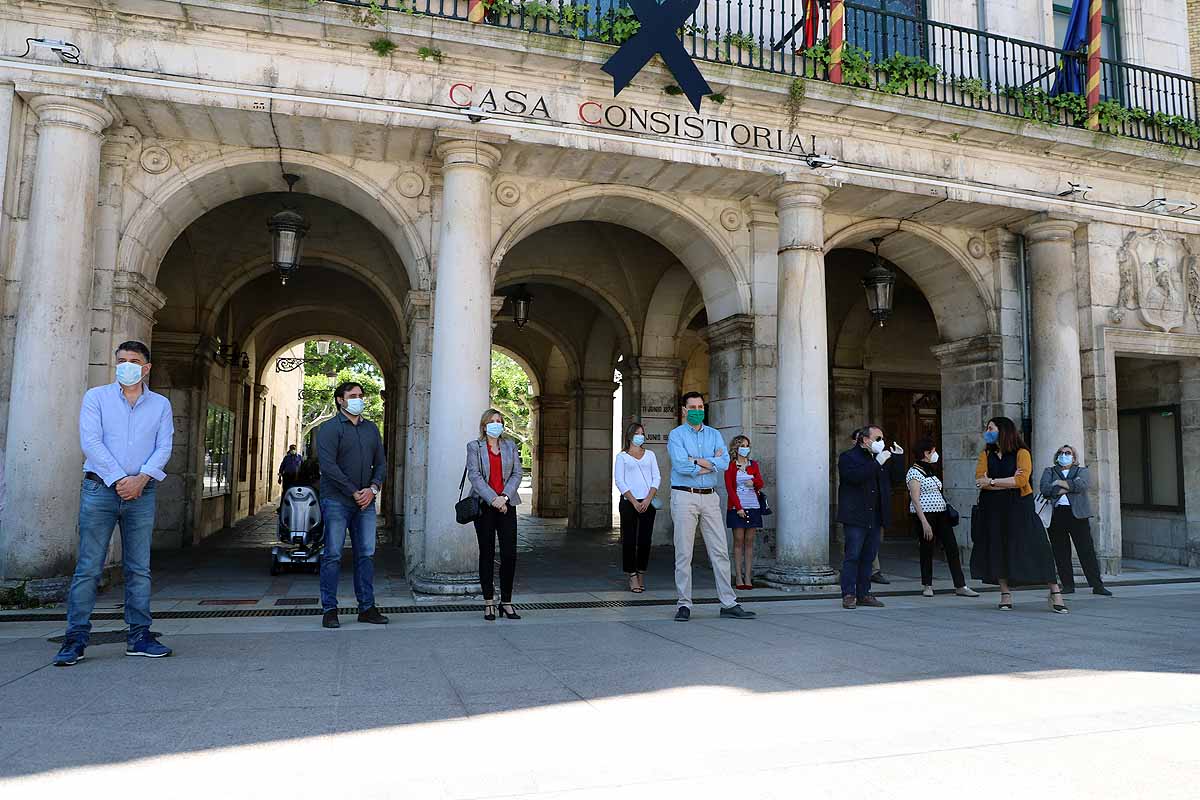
[667,391,755,622]
[54,341,174,666]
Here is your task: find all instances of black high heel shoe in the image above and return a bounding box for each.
[484,603,496,622]
[998,592,1013,610]
[499,603,521,620]
[1048,591,1069,614]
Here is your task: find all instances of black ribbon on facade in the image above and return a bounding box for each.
[600,0,712,113]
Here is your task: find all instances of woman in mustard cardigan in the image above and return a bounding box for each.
[969,416,1067,613]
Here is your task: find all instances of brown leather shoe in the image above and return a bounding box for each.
[842,594,857,609]
[858,594,886,608]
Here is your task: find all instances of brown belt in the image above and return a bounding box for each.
[672,486,716,495]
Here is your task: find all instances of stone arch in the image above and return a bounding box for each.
[496,270,638,359]
[118,149,429,290]
[200,251,408,345]
[825,219,995,342]
[642,265,695,359]
[245,308,393,383]
[491,344,544,397]
[491,185,749,322]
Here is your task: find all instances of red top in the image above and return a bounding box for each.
[487,446,505,496]
[725,460,765,511]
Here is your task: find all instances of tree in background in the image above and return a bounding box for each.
[490,351,533,468]
[300,340,385,446]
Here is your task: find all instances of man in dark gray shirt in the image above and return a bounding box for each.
[316,381,387,629]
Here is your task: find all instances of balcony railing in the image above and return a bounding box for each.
[322,0,1200,149]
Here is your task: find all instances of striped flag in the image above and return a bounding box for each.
[802,0,820,49]
[828,0,845,84]
[1085,0,1103,129]
[468,0,486,23]
[1050,0,1087,96]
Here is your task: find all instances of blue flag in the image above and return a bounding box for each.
[1050,0,1088,96]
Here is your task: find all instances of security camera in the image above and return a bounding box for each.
[20,37,80,63]
[805,153,837,169]
[465,104,486,124]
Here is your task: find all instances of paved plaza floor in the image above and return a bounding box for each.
[1,575,1198,798]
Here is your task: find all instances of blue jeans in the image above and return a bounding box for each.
[65,478,157,645]
[841,524,881,599]
[319,499,377,613]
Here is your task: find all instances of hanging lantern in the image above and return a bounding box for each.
[512,285,533,329]
[862,236,896,328]
[267,173,307,286]
[315,340,331,356]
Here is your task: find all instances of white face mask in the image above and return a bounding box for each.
[485,421,504,438]
[344,397,365,416]
[928,451,939,464]
[115,362,144,387]
[870,439,886,455]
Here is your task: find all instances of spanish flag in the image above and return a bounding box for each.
[801,0,820,49]
[468,0,486,23]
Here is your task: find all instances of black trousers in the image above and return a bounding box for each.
[618,498,656,574]
[474,505,518,603]
[912,511,965,587]
[1048,506,1105,590]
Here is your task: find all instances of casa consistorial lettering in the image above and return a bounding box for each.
[447,82,817,159]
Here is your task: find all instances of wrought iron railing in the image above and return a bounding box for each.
[319,0,1200,149]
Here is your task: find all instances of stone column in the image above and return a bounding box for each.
[416,136,501,594]
[401,290,432,577]
[766,182,838,590]
[0,95,113,581]
[532,394,571,517]
[569,379,619,529]
[1022,217,1086,464]
[635,356,684,544]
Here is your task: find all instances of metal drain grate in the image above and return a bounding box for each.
[7,576,1198,624]
[274,597,320,606]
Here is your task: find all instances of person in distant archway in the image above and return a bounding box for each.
[278,444,302,493]
[614,422,660,593]
[467,408,524,621]
[971,417,1067,613]
[316,382,388,629]
[725,434,764,591]
[667,392,755,622]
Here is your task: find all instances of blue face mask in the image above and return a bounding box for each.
[344,397,364,416]
[486,421,504,438]
[1058,453,1074,467]
[631,434,646,447]
[115,362,144,387]
[984,430,999,445]
[737,447,751,458]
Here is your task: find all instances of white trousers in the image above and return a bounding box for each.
[671,489,738,609]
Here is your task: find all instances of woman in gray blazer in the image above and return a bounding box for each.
[466,408,524,620]
[1039,444,1112,596]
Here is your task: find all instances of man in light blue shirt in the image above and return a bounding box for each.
[666,391,755,622]
[54,341,174,666]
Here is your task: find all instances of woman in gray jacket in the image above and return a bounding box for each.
[1039,444,1112,596]
[466,408,524,620]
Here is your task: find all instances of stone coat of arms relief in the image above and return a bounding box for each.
[1111,230,1200,332]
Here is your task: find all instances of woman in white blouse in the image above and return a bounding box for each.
[614,422,661,593]
[907,436,978,599]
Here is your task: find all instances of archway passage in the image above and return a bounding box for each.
[146,188,412,556]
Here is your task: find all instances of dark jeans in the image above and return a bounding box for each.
[65,478,157,645]
[475,504,518,603]
[841,524,881,599]
[319,499,377,613]
[618,498,656,574]
[1048,506,1105,590]
[912,511,965,587]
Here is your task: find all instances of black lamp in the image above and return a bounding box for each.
[862,237,896,328]
[267,174,308,286]
[512,285,533,329]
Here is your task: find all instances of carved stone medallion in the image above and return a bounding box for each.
[139,145,172,174]
[1112,230,1192,332]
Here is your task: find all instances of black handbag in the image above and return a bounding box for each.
[945,502,960,527]
[757,491,773,516]
[454,447,486,525]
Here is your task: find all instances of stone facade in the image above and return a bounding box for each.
[1,0,1199,590]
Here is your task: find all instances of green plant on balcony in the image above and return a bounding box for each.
[876,52,940,94]
[369,37,398,57]
[801,40,873,88]
[786,77,805,133]
[1000,86,1086,125]
[558,4,591,36]
[596,6,641,45]
[522,0,558,29]
[483,0,517,17]
[417,46,444,63]
[724,32,757,51]
[950,76,990,102]
[1150,111,1200,143]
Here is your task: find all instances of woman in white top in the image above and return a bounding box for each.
[907,436,978,599]
[614,422,661,593]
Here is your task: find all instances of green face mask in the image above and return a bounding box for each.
[685,409,705,426]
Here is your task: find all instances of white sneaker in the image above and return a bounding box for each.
[922,586,934,597]
[955,586,980,597]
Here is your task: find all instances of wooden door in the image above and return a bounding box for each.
[880,388,941,533]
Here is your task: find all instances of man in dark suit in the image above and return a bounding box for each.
[836,425,906,609]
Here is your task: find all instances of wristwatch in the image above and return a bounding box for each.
[989,478,995,487]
